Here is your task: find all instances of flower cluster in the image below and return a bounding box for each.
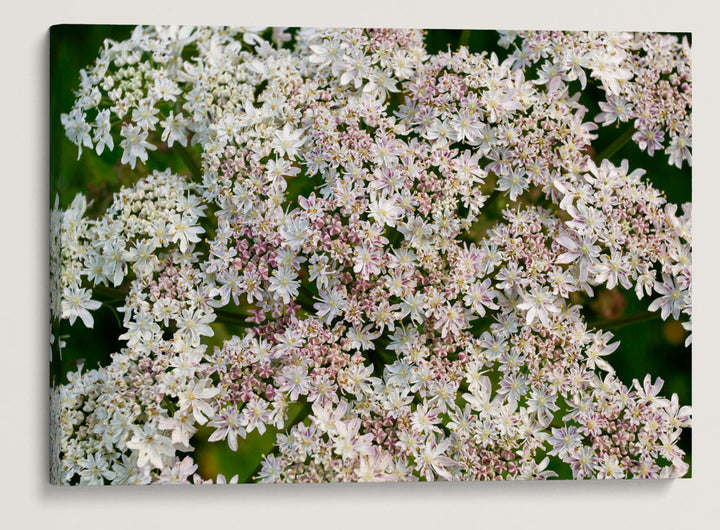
[51,26,691,484]
[498,31,692,168]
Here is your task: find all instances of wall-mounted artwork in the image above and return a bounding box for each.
[49,26,691,485]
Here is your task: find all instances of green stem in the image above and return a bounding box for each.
[387,226,403,247]
[145,148,164,173]
[247,399,314,482]
[297,286,317,312]
[214,308,254,328]
[214,305,251,318]
[93,284,127,299]
[458,30,472,50]
[482,187,509,221]
[365,346,389,378]
[589,310,660,330]
[175,144,202,181]
[594,126,635,163]
[102,302,122,328]
[485,188,502,206]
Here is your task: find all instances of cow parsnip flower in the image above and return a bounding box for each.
[51,26,692,485]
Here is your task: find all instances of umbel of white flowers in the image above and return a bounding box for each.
[51,26,691,485]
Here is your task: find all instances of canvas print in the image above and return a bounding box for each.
[49,26,692,485]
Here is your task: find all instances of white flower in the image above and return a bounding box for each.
[176,308,215,345]
[78,453,116,485]
[648,274,688,320]
[368,194,403,227]
[61,285,101,328]
[272,124,305,159]
[61,108,93,159]
[170,213,205,253]
[160,111,189,147]
[496,168,528,201]
[450,109,483,143]
[177,379,220,425]
[268,266,300,304]
[279,217,309,250]
[131,100,160,130]
[208,407,246,450]
[666,133,692,168]
[93,109,114,155]
[517,286,560,327]
[126,425,176,469]
[119,123,156,169]
[313,288,346,323]
[587,50,632,95]
[594,95,632,126]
